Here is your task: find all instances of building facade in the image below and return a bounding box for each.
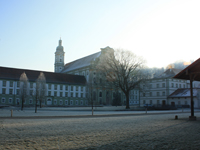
[56,40,140,106]
[140,68,200,107]
[0,67,87,106]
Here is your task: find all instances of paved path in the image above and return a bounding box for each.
[1,112,200,149]
[0,106,199,118]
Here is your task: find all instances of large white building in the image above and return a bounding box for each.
[0,39,139,107]
[140,68,200,107]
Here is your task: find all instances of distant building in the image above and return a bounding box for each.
[0,67,86,106]
[168,88,200,108]
[140,68,200,107]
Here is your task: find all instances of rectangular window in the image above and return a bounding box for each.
[30,83,33,88]
[17,81,19,87]
[10,81,13,87]
[54,92,57,97]
[81,93,83,98]
[150,92,152,96]
[60,85,63,90]
[150,100,152,104]
[157,92,160,96]
[162,83,165,88]
[76,100,78,105]
[76,93,78,97]
[2,88,6,94]
[81,87,83,91]
[3,81,6,87]
[29,99,33,104]
[171,83,174,87]
[54,85,57,90]
[80,100,83,105]
[71,93,73,97]
[48,91,51,96]
[183,84,185,88]
[179,84,181,88]
[30,90,33,96]
[176,84,178,88]
[76,86,78,91]
[157,100,160,105]
[54,100,57,105]
[149,84,152,88]
[162,92,165,96]
[65,86,68,91]
[2,98,5,103]
[48,84,51,90]
[65,92,68,97]
[9,98,12,103]
[70,100,73,105]
[85,100,88,105]
[71,86,73,91]
[16,98,20,104]
[60,92,62,97]
[9,89,13,95]
[60,100,63,105]
[65,100,68,105]
[16,89,19,95]
[185,101,187,105]
[143,93,145,97]
[156,84,159,88]
[143,100,145,104]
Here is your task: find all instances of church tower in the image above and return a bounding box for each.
[54,38,65,73]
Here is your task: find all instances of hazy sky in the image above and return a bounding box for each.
[0,0,200,72]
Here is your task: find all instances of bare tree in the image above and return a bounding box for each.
[97,49,147,109]
[19,72,29,110]
[86,66,98,115]
[34,72,47,113]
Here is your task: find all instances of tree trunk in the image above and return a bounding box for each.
[35,99,37,113]
[40,99,42,108]
[125,93,130,109]
[21,98,24,111]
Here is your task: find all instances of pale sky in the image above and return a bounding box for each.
[0,0,200,72]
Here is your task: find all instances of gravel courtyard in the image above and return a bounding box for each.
[1,112,200,150]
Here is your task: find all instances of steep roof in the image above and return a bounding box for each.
[155,68,182,78]
[174,58,200,81]
[61,52,101,73]
[0,66,86,85]
[168,88,199,98]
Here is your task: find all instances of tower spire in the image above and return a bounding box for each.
[59,38,62,46]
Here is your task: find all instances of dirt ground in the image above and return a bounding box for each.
[0,112,200,150]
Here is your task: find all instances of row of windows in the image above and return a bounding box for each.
[1,81,84,92]
[149,79,186,83]
[2,81,20,87]
[143,91,166,97]
[146,83,186,88]
[143,100,164,105]
[143,100,189,105]
[48,85,84,91]
[52,99,87,105]
[1,98,88,105]
[48,92,84,98]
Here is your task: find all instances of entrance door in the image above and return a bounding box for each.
[47,99,52,105]
[162,100,166,106]
[171,102,175,106]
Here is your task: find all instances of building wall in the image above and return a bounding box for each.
[140,78,188,107]
[0,79,87,106]
[64,66,140,106]
[168,97,200,108]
